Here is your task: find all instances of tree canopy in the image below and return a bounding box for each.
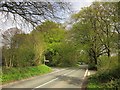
[71,2,119,68]
[0,1,71,26]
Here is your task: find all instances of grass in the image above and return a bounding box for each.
[87,56,120,89]
[1,64,52,84]
[88,67,120,89]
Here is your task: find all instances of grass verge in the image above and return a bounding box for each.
[87,56,120,89]
[87,66,120,89]
[1,64,52,84]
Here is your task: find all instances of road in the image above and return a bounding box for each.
[2,65,88,89]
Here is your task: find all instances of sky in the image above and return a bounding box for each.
[0,1,92,32]
[0,0,119,33]
[72,1,92,12]
[1,0,119,47]
[0,1,93,47]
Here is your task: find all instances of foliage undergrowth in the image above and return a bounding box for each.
[87,56,120,89]
[1,64,52,84]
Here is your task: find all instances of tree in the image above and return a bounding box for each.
[31,32,45,66]
[54,41,79,67]
[0,1,71,26]
[71,2,119,68]
[2,33,35,67]
[32,21,65,66]
[2,28,24,68]
[2,27,23,48]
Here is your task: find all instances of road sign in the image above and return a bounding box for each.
[44,60,49,62]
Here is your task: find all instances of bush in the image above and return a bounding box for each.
[53,43,79,67]
[88,63,97,70]
[88,55,120,89]
[97,56,118,71]
[104,79,120,89]
[88,65,120,89]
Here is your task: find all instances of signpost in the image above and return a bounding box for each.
[44,60,49,62]
[44,56,49,65]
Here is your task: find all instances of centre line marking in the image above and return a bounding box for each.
[47,68,66,75]
[32,70,75,90]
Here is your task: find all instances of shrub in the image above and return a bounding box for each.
[104,79,120,89]
[88,65,120,89]
[97,56,118,71]
[88,63,97,70]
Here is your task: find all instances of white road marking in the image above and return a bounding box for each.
[63,70,75,76]
[80,69,89,88]
[88,71,90,76]
[2,68,66,88]
[83,69,88,79]
[47,68,66,75]
[33,78,58,89]
[32,70,75,90]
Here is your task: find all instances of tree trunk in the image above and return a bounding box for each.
[107,48,111,57]
[4,58,8,68]
[94,56,97,65]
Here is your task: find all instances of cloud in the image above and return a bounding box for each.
[72,1,92,12]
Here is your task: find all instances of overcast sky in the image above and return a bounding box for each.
[0,1,92,46]
[0,1,93,47]
[0,1,92,33]
[0,0,119,33]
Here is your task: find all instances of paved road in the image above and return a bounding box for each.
[2,65,88,89]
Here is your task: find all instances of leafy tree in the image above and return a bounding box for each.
[31,32,45,66]
[71,2,119,68]
[53,42,79,67]
[2,33,35,67]
[32,21,65,66]
[2,28,24,68]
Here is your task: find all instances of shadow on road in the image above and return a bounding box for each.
[56,75,83,86]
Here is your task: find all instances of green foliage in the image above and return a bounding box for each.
[97,56,118,71]
[88,66,120,89]
[88,56,120,89]
[78,51,89,63]
[2,21,63,67]
[71,2,119,68]
[1,65,52,84]
[32,21,66,66]
[104,79,120,89]
[34,21,60,32]
[52,42,79,67]
[32,32,46,65]
[2,34,36,67]
[88,63,97,70]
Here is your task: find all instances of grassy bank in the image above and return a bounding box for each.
[88,66,120,89]
[1,64,52,84]
[87,56,120,89]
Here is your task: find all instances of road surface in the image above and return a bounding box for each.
[2,65,88,89]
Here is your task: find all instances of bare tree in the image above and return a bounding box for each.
[0,1,71,26]
[2,27,23,48]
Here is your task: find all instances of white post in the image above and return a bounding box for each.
[44,56,45,65]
